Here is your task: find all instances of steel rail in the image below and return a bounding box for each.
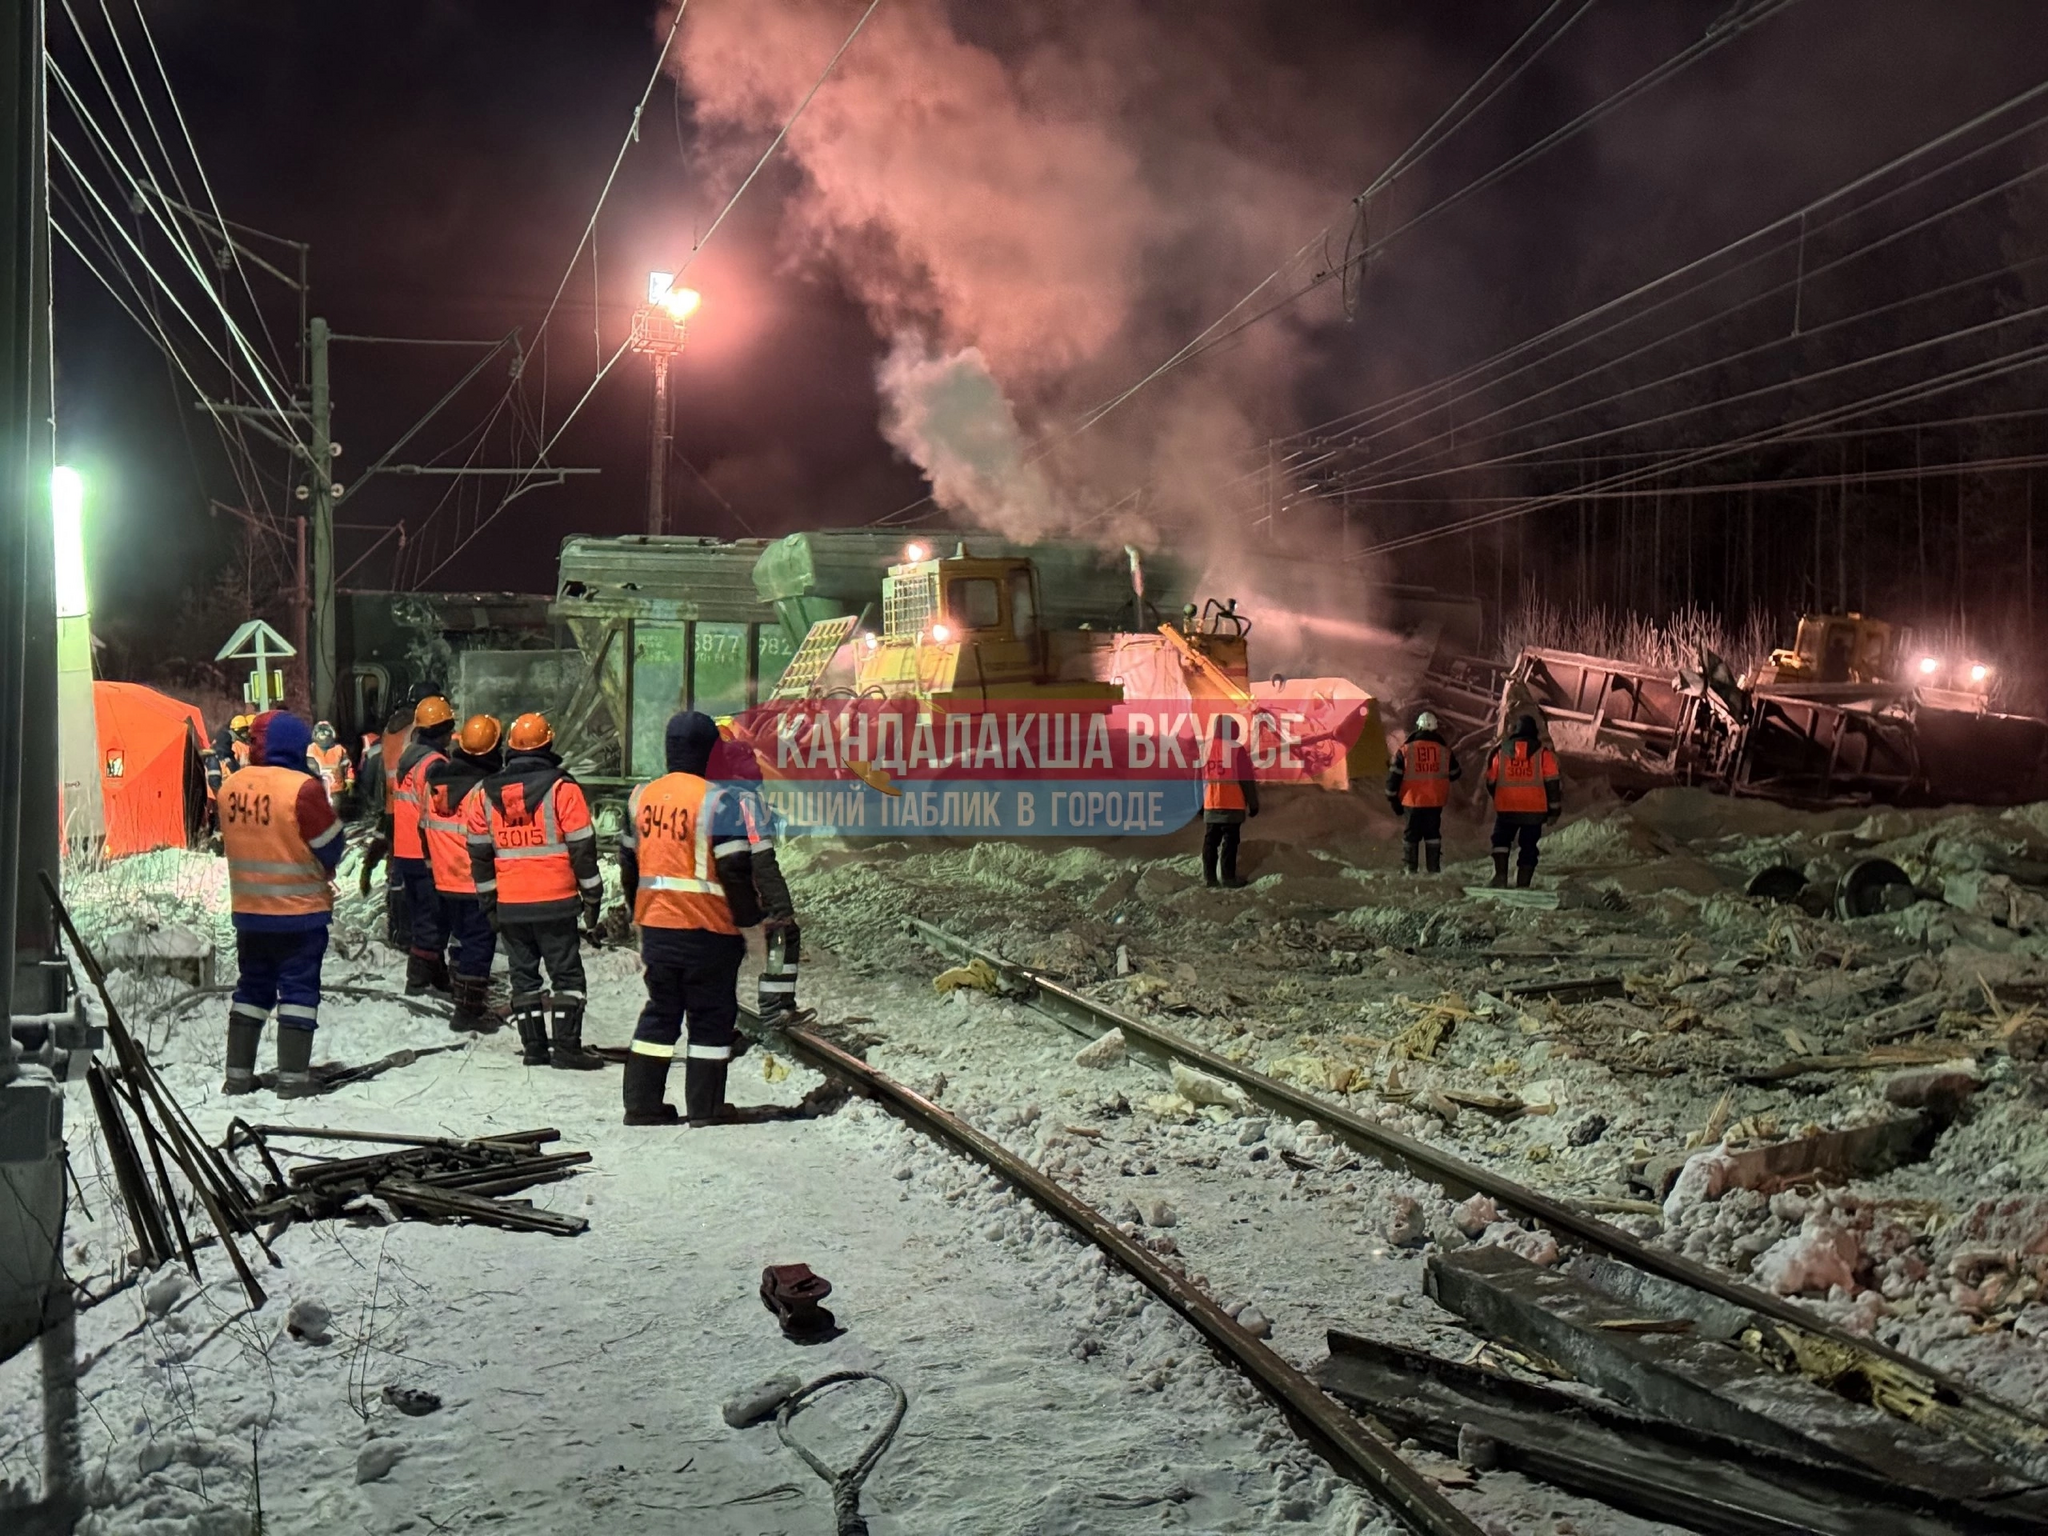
[903,919,2048,1481]
[758,1013,1486,1536]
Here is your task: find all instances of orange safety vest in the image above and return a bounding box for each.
[425,781,483,895]
[381,732,407,785]
[391,746,445,860]
[231,739,251,770]
[1399,739,1451,808]
[310,743,351,798]
[1202,779,1247,813]
[220,766,334,919]
[629,773,739,935]
[469,776,592,907]
[1488,742,1557,814]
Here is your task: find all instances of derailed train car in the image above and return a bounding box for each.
[1422,637,2048,808]
[544,530,1205,817]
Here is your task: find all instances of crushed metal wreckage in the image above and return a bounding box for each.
[1424,639,2048,807]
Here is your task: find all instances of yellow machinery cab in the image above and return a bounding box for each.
[1759,613,1901,687]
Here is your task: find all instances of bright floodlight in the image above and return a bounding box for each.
[648,271,700,321]
[929,622,953,644]
[903,541,928,563]
[52,466,88,618]
[1971,663,1991,683]
[1918,655,1940,675]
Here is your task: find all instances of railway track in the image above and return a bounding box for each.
[740,919,2048,1536]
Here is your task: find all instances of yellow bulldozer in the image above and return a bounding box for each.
[768,542,1386,789]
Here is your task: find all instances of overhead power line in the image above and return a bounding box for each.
[415,0,885,585]
[1065,0,1806,442]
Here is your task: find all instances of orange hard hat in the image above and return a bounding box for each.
[507,712,553,751]
[458,714,503,755]
[413,695,455,729]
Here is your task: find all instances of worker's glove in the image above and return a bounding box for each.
[581,895,603,933]
[1545,810,1562,825]
[1386,796,1403,816]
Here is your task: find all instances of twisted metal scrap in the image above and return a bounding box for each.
[775,1371,907,1536]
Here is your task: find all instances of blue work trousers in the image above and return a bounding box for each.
[397,856,448,957]
[443,893,497,981]
[231,927,330,1032]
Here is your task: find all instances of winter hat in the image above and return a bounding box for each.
[666,710,722,776]
[262,711,315,771]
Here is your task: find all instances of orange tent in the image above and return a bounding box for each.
[94,682,208,858]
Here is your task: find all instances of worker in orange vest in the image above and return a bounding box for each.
[1484,714,1562,888]
[466,712,605,1070]
[1387,711,1462,875]
[308,720,354,808]
[619,711,797,1126]
[1200,713,1259,889]
[391,695,457,994]
[425,714,505,1033]
[218,710,344,1096]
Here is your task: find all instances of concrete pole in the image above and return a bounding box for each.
[310,316,335,722]
[9,0,60,1015]
[648,350,671,537]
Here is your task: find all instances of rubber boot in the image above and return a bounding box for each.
[1401,840,1419,875]
[430,954,453,995]
[1515,862,1536,889]
[757,927,799,1021]
[274,1025,317,1098]
[684,1059,736,1126]
[1490,849,1510,888]
[548,999,606,1071]
[621,1054,680,1125]
[448,974,500,1034]
[222,1011,263,1096]
[404,950,437,997]
[1424,839,1443,875]
[512,995,551,1066]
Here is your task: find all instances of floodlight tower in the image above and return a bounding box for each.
[632,273,699,537]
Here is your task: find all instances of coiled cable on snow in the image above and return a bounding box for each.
[775,1370,907,1536]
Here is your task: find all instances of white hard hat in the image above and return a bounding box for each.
[1414,711,1438,732]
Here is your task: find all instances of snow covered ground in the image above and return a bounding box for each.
[15,777,2048,1536]
[1,849,1410,1536]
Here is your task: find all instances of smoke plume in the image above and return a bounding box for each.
[662,0,1425,676]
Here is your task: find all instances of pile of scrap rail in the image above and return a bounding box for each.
[1421,645,2048,806]
[225,1124,590,1237]
[51,873,278,1309]
[1315,1243,2048,1536]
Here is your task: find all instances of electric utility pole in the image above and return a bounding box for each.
[309,316,335,722]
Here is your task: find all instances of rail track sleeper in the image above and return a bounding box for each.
[905,918,2048,1479]
[1314,1331,2002,1536]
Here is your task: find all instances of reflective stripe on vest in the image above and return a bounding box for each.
[221,766,333,918]
[486,781,581,905]
[425,783,479,894]
[1490,745,1553,813]
[392,751,443,860]
[1401,740,1450,808]
[631,774,739,934]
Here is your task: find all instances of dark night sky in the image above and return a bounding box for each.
[47,0,2048,665]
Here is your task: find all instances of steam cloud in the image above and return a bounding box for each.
[663,0,1403,670]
